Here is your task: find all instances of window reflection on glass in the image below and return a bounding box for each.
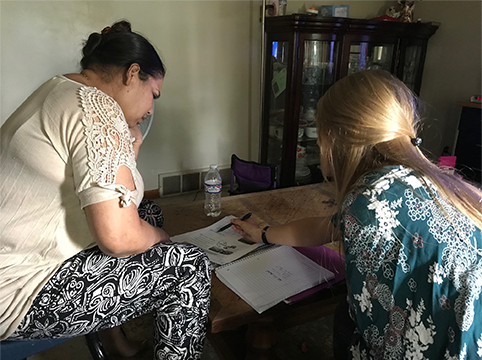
[348,43,393,75]
[272,41,278,57]
[403,45,422,91]
[267,41,289,167]
[269,40,289,114]
[300,40,337,117]
[297,40,338,184]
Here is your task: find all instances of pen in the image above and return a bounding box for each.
[217,212,252,233]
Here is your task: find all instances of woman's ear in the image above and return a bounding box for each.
[124,63,141,85]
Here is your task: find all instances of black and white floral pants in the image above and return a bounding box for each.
[8,200,211,360]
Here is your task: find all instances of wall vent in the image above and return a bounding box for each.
[219,168,232,186]
[182,172,201,193]
[161,175,182,196]
[158,165,230,197]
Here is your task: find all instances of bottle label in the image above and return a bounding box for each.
[205,183,221,194]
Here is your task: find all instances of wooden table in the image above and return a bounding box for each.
[162,183,347,360]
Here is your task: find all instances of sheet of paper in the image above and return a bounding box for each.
[170,215,262,265]
[215,246,335,313]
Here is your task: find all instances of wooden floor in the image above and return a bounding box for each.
[29,313,334,360]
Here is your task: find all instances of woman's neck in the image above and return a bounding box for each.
[64,70,118,99]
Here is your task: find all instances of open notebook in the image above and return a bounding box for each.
[215,245,335,313]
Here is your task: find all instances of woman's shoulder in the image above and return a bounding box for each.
[358,165,421,186]
[359,166,434,197]
[5,75,85,123]
[23,75,79,101]
[48,75,115,105]
[47,74,85,92]
[342,166,427,211]
[46,75,124,126]
[34,76,127,140]
[38,75,87,109]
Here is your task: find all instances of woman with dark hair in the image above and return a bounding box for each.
[230,70,482,359]
[0,21,211,359]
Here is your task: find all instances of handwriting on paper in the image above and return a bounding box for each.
[265,265,293,281]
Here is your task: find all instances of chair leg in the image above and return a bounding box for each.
[85,333,109,360]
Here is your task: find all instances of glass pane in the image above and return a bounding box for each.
[267,41,289,168]
[297,40,338,185]
[348,43,394,75]
[403,45,422,91]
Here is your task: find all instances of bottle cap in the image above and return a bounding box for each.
[210,164,218,169]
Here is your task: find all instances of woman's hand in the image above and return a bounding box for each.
[230,218,263,243]
[232,216,338,247]
[129,125,143,160]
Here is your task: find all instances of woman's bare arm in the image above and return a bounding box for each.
[84,165,169,257]
[230,216,336,247]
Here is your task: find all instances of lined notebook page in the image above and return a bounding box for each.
[215,246,335,313]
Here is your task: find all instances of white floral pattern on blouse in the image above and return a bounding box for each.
[341,166,482,359]
[79,86,138,207]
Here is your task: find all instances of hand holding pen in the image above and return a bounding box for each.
[217,212,252,233]
[229,215,264,244]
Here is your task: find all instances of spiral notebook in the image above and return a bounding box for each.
[215,245,335,313]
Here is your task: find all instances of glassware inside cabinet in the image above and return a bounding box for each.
[348,43,395,75]
[297,40,338,185]
[267,41,289,167]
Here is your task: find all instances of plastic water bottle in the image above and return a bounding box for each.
[204,164,222,217]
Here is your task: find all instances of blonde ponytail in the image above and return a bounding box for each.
[317,70,482,229]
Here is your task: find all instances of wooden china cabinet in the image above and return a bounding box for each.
[261,14,439,187]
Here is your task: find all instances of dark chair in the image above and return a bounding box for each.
[229,154,278,195]
[0,333,108,360]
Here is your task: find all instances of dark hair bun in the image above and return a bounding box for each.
[82,21,131,60]
[100,21,132,36]
[82,32,102,58]
[109,20,132,33]
[80,19,165,79]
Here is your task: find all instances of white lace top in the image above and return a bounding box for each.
[0,75,143,339]
[78,85,141,208]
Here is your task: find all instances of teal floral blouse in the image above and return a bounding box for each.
[341,166,482,359]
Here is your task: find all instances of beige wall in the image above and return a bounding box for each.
[414,1,481,158]
[2,1,480,190]
[1,1,262,190]
[287,0,393,18]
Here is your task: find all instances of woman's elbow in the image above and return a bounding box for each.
[95,233,139,258]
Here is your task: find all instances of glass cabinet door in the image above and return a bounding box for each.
[266,41,289,169]
[297,39,338,185]
[262,14,438,188]
[347,42,396,75]
[402,44,422,92]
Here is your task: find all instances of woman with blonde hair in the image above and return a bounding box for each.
[231,70,482,359]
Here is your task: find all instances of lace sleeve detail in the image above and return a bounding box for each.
[78,87,138,202]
